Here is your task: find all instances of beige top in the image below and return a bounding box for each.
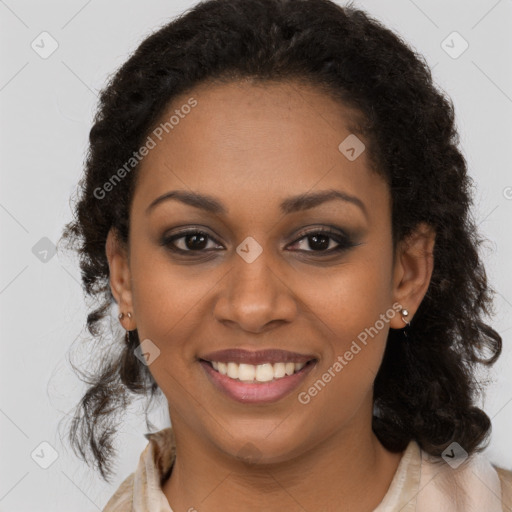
[103,427,512,511]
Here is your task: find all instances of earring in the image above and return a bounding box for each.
[400,308,411,339]
[118,312,133,345]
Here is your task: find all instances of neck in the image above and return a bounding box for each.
[162,412,404,512]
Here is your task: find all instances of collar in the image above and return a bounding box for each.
[103,427,507,512]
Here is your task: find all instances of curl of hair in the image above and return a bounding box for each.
[58,0,502,482]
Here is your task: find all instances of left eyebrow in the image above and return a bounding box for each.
[146,188,368,220]
[279,189,368,220]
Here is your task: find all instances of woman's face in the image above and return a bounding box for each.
[112,79,412,462]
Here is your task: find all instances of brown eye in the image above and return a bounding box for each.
[161,230,222,253]
[288,228,356,254]
[160,226,358,257]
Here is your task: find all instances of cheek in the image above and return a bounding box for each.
[128,245,215,376]
[130,239,213,329]
[297,248,394,407]
[297,293,391,431]
[304,252,393,345]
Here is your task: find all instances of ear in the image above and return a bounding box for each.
[390,222,436,329]
[106,227,136,330]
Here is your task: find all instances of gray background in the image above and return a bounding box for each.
[1,0,511,510]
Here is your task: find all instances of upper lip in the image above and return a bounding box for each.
[200,348,317,365]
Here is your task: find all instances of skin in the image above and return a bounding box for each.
[106,79,436,512]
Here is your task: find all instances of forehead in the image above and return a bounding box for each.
[131,79,389,221]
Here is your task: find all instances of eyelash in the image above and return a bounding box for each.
[160,227,357,256]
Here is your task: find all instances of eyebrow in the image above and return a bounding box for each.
[146,188,368,219]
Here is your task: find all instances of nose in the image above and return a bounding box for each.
[213,249,298,334]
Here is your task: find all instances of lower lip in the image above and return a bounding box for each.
[199,360,316,404]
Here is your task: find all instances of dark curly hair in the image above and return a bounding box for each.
[58,0,502,483]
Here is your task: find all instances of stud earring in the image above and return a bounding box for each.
[400,308,411,339]
[118,312,132,320]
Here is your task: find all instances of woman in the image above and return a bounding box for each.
[59,0,512,510]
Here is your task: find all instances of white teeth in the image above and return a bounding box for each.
[208,360,310,382]
[255,363,274,382]
[273,362,286,378]
[227,362,239,379]
[238,363,256,381]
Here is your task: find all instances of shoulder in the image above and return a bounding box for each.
[493,464,512,510]
[102,471,135,512]
[101,427,176,511]
[414,447,510,511]
[144,426,176,484]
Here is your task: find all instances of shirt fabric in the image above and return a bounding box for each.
[103,426,512,512]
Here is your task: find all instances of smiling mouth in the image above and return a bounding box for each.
[199,359,317,383]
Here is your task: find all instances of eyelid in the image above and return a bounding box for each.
[291,225,351,242]
[287,226,355,253]
[161,225,356,255]
[160,228,223,252]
